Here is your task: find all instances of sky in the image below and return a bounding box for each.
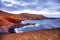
[0,0,60,18]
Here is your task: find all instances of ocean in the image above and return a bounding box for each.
[15,19,60,33]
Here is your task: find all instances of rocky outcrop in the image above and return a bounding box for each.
[0,16,13,28]
[0,10,47,23]
[0,28,60,40]
[20,13,47,20]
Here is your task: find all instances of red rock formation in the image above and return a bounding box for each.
[0,16,13,28]
[0,10,47,23]
[0,28,60,40]
[20,13,47,20]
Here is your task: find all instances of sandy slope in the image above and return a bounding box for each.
[0,28,60,40]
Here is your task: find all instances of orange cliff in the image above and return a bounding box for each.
[0,10,47,28]
[0,10,47,23]
[0,16,13,28]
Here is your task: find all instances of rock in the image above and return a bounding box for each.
[0,10,47,23]
[0,16,13,28]
[0,28,60,40]
[20,13,47,20]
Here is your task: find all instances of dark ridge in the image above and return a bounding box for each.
[47,18,60,19]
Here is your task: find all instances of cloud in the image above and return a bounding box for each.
[2,9,48,14]
[45,0,60,12]
[52,0,60,4]
[1,0,17,4]
[1,0,38,7]
[0,0,38,11]
[43,13,60,18]
[0,0,60,16]
[35,0,60,12]
[1,9,60,18]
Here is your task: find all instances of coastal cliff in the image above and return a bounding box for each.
[0,11,47,23]
[0,10,47,28]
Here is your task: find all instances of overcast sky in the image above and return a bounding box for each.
[0,0,60,18]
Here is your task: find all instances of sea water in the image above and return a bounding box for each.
[15,19,60,33]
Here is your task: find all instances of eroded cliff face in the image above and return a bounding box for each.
[0,16,13,28]
[20,13,47,20]
[0,28,60,40]
[0,11,47,23]
[0,10,47,27]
